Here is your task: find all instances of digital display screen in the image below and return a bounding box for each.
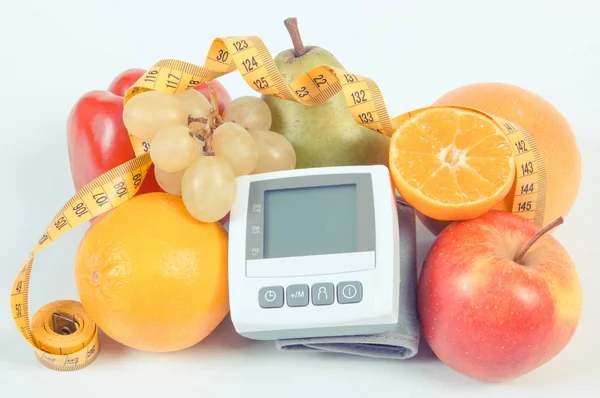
[263,184,358,258]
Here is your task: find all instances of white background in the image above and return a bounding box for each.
[0,0,599,396]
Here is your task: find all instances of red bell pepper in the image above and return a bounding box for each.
[66,68,232,197]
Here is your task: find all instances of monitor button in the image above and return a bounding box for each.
[286,284,309,307]
[311,283,334,306]
[337,281,363,304]
[259,286,284,308]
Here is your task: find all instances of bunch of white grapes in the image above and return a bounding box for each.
[122,87,296,223]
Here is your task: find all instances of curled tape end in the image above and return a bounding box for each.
[32,300,100,371]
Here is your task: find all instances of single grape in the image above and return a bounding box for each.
[174,89,211,119]
[249,130,297,174]
[211,122,258,176]
[150,125,198,172]
[181,156,236,223]
[154,167,186,196]
[222,96,272,132]
[123,90,188,142]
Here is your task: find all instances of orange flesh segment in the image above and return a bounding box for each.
[390,107,515,215]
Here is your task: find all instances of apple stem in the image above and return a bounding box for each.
[515,217,564,264]
[284,17,307,57]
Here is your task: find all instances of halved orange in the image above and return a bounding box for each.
[389,106,515,221]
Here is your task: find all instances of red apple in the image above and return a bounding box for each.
[417,210,582,382]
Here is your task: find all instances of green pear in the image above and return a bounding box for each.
[262,18,390,169]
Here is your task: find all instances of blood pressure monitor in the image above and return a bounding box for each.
[227,165,401,340]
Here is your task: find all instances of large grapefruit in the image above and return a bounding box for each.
[419,83,582,235]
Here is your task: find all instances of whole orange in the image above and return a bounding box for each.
[74,192,229,352]
[419,82,582,235]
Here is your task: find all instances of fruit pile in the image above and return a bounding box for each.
[57,17,583,383]
[122,88,296,222]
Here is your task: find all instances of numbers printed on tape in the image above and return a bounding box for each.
[123,35,395,157]
[10,153,152,371]
[498,118,547,226]
[13,34,548,371]
[122,37,545,224]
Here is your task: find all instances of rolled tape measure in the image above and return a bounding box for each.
[11,34,547,371]
[10,154,152,371]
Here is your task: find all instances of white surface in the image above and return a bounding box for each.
[0,0,598,396]
[228,165,399,339]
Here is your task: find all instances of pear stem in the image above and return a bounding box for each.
[284,17,307,57]
[515,216,564,264]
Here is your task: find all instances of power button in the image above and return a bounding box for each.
[337,281,363,304]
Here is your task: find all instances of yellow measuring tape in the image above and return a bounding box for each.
[11,34,547,371]
[124,35,546,225]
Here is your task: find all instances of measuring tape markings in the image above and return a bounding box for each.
[123,36,543,221]
[123,36,396,158]
[12,34,548,371]
[10,153,152,371]
[496,117,548,225]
